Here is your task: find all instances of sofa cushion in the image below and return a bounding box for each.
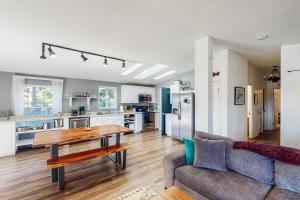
[175,165,272,200]
[226,147,274,185]
[265,187,300,200]
[275,161,300,194]
[193,137,227,172]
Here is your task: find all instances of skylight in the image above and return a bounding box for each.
[154,70,176,80]
[120,63,143,76]
[133,64,168,80]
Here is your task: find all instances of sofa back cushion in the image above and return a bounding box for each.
[226,148,274,185]
[275,161,300,194]
[195,131,275,185]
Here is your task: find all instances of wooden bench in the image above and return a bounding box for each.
[47,143,131,190]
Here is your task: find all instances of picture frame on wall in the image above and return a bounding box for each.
[254,93,258,105]
[234,87,245,105]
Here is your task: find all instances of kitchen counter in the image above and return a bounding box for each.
[0,112,144,122]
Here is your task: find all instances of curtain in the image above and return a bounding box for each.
[11,75,26,116]
[52,79,64,114]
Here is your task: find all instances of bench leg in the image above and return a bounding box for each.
[50,144,58,182]
[122,150,127,169]
[58,167,65,190]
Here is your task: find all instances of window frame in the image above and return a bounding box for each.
[98,86,117,109]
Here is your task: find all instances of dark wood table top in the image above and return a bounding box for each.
[33,125,132,147]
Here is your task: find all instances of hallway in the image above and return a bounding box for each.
[249,129,280,145]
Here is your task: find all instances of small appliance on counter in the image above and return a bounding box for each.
[71,110,78,116]
[135,106,148,112]
[79,106,86,115]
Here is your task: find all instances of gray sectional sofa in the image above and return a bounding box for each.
[164,132,300,200]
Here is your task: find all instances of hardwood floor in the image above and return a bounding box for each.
[248,129,280,145]
[0,131,183,200]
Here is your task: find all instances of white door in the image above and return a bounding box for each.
[247,85,253,138]
[212,81,221,135]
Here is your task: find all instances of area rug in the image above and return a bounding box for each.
[113,187,157,200]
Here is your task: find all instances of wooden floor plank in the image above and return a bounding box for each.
[0,131,183,200]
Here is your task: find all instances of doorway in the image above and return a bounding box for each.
[273,89,281,130]
[212,81,221,135]
[247,85,264,139]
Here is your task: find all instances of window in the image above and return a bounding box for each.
[23,85,54,116]
[98,86,117,109]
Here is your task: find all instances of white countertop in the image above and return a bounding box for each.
[0,111,159,122]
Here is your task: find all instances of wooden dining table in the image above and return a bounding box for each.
[33,124,132,183]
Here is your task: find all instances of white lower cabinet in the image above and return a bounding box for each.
[135,113,143,133]
[0,121,16,157]
[155,113,159,129]
[165,114,172,136]
[90,115,124,127]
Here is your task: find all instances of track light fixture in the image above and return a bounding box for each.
[103,57,108,67]
[81,53,88,62]
[48,46,56,58]
[40,42,128,70]
[122,61,126,71]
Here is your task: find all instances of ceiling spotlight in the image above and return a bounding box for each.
[103,57,108,67]
[40,54,47,59]
[257,33,269,40]
[122,61,126,71]
[48,46,56,58]
[81,53,88,62]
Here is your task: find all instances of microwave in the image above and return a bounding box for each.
[138,94,152,103]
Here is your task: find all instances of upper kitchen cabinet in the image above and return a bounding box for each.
[121,85,156,103]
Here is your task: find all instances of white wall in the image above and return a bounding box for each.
[281,44,300,148]
[227,50,248,140]
[195,37,213,133]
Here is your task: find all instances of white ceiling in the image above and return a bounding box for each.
[0,0,300,84]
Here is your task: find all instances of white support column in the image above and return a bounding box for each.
[195,37,213,133]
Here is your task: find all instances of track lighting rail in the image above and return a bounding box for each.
[40,42,127,70]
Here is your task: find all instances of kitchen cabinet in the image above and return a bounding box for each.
[121,85,156,103]
[90,115,124,127]
[135,113,143,133]
[0,121,16,157]
[155,112,159,129]
[165,114,172,136]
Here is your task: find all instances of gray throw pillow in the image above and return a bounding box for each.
[193,137,227,172]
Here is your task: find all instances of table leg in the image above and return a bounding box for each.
[100,138,104,148]
[50,144,58,182]
[116,133,121,164]
[104,135,109,147]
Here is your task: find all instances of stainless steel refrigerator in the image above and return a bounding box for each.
[172,92,195,140]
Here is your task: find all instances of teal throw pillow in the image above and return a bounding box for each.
[183,138,195,165]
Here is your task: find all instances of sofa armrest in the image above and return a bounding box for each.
[163,149,186,188]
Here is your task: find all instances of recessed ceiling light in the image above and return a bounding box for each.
[154,70,176,80]
[257,34,269,40]
[121,63,143,76]
[133,64,168,80]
